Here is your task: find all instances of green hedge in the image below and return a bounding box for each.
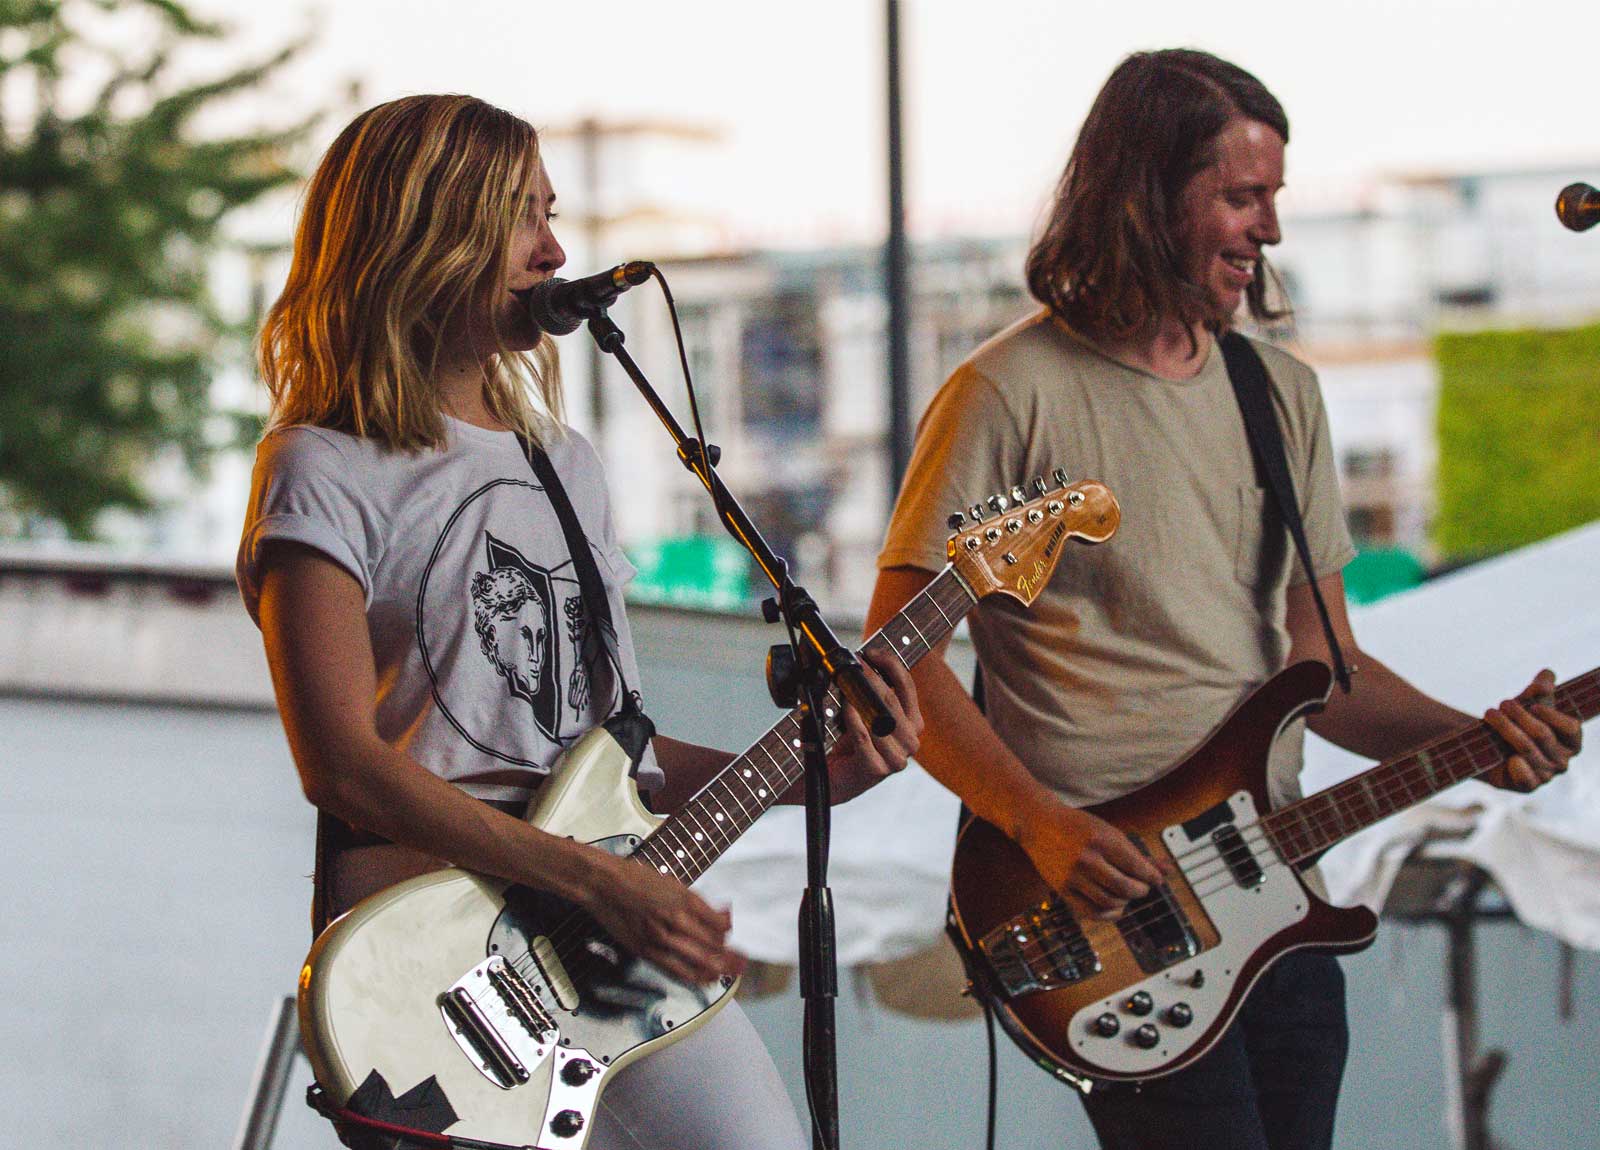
[1434,324,1600,560]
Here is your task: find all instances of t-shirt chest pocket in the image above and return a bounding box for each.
[1233,484,1290,590]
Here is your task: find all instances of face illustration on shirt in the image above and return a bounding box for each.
[471,534,561,739]
[486,588,547,699]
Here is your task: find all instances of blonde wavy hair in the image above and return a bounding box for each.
[259,94,563,448]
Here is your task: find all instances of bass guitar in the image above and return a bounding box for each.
[948,659,1598,1089]
[299,473,1121,1149]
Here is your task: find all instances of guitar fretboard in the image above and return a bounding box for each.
[633,567,977,885]
[1265,668,1600,865]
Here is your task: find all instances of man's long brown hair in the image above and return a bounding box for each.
[1026,50,1290,350]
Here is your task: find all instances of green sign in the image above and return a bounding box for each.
[1343,547,1426,605]
[626,536,750,611]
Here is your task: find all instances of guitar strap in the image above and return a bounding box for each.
[308,434,650,939]
[1219,331,1355,694]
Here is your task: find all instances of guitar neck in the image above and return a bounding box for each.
[634,567,977,885]
[1266,668,1600,866]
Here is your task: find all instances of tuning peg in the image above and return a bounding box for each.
[947,512,966,531]
[1052,467,1068,487]
[968,503,985,522]
[988,493,1009,514]
[1032,476,1047,496]
[1010,485,1027,504]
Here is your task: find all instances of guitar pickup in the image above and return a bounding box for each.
[440,956,559,1090]
[978,899,1100,999]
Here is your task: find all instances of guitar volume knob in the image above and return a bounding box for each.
[1092,1012,1120,1037]
[1125,991,1154,1016]
[1165,1003,1193,1028]
[560,1057,598,1085]
[1132,1023,1161,1049]
[549,1109,585,1138]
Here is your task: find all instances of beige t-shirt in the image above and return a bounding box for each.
[878,311,1356,811]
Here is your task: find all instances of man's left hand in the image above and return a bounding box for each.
[1482,669,1583,792]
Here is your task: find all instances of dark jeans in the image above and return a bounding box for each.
[1079,952,1349,1150]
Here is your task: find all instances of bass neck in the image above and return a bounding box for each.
[1266,668,1600,866]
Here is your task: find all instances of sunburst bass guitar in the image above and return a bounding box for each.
[299,473,1121,1149]
[949,659,1599,1090]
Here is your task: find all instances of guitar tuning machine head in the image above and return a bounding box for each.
[988,493,1009,513]
[1010,485,1027,505]
[969,503,986,522]
[1031,476,1048,496]
[1052,467,1069,487]
[947,512,966,531]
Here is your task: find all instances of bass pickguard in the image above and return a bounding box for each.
[1066,790,1309,1078]
[482,835,733,1072]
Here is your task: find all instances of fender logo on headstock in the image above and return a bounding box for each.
[1017,522,1068,599]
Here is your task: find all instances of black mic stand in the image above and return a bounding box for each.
[585,310,892,1150]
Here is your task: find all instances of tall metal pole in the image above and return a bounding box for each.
[885,0,912,503]
[579,117,606,434]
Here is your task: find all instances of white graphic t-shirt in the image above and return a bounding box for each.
[236,416,662,801]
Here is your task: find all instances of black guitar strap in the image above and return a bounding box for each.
[519,435,636,706]
[1219,331,1355,694]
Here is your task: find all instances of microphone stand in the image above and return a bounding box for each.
[585,310,892,1150]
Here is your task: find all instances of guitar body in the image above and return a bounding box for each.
[299,727,736,1149]
[949,661,1379,1087]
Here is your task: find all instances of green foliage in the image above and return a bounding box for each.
[0,0,314,536]
[1434,323,1600,560]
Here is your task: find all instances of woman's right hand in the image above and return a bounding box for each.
[580,851,745,986]
[1017,798,1166,921]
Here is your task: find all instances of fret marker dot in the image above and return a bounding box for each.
[901,635,910,645]
[676,850,686,859]
[825,707,835,718]
[715,812,725,822]
[792,739,802,748]
[758,789,768,798]
[694,833,704,841]
[742,769,752,778]
[658,865,669,874]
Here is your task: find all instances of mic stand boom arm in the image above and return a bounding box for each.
[584,312,896,738]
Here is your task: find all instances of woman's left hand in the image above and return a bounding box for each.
[821,648,924,803]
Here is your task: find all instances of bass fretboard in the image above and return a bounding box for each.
[1265,668,1600,865]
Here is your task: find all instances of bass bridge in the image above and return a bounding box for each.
[977,897,1101,998]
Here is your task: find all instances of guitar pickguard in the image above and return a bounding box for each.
[481,835,733,1074]
[1067,791,1309,1078]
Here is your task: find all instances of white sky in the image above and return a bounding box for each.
[176,0,1600,251]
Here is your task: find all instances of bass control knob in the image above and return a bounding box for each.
[1092,1012,1120,1037]
[1132,1024,1161,1050]
[1165,1003,1193,1028]
[549,1109,586,1138]
[560,1057,598,1086]
[1125,991,1154,1016]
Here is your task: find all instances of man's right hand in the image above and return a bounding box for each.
[1017,800,1167,920]
[580,851,745,986]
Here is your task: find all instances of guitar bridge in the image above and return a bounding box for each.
[978,898,1100,999]
[440,956,560,1090]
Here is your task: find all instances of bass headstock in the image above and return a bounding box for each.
[946,473,1120,607]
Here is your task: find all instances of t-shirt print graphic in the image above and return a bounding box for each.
[416,477,618,769]
[471,531,562,740]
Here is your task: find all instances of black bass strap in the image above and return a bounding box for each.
[1219,331,1354,694]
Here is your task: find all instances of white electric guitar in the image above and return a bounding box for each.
[298,474,1121,1149]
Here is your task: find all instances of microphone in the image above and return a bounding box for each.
[1556,183,1600,232]
[522,261,656,335]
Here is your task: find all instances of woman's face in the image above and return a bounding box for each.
[496,156,566,349]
